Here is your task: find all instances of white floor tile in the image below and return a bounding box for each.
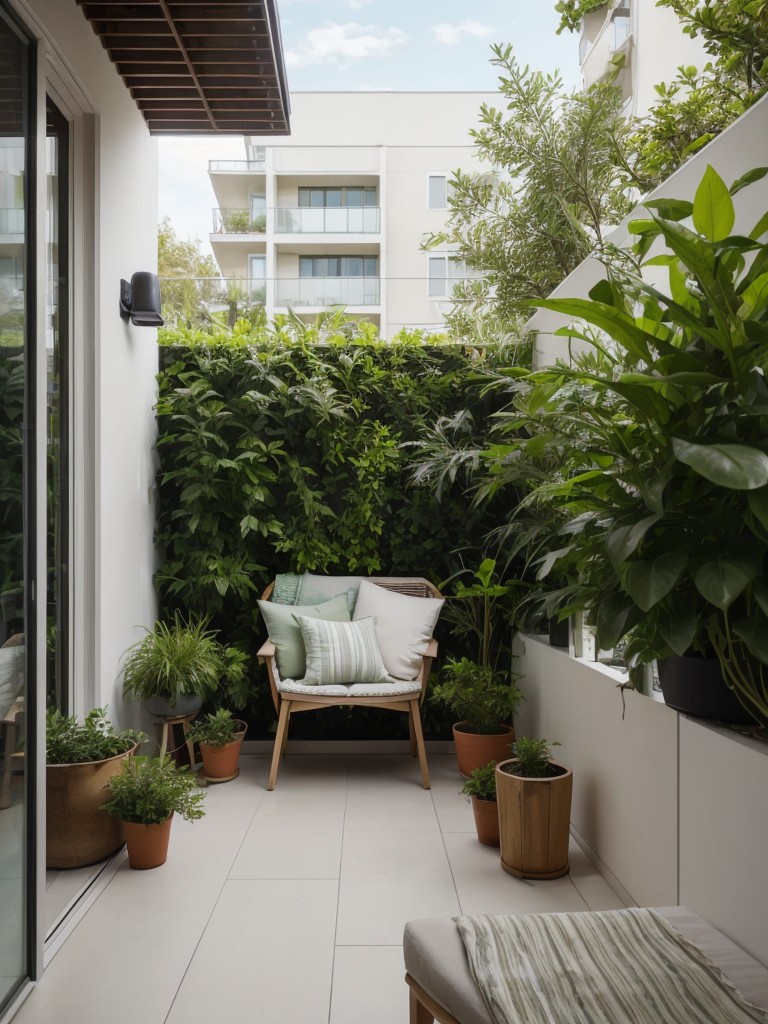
[568,839,629,911]
[428,754,475,833]
[166,879,338,1024]
[443,831,590,916]
[337,828,460,945]
[330,946,407,1024]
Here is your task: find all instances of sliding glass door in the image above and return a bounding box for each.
[0,3,35,1015]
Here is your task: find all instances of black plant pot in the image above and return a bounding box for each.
[657,656,758,726]
[548,617,570,649]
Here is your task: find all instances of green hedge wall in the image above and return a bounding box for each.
[156,337,512,738]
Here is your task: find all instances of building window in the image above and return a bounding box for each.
[428,175,448,210]
[299,256,378,278]
[298,186,377,208]
[428,255,468,297]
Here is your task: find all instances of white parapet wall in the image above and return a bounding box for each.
[515,635,768,966]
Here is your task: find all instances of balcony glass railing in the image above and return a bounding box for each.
[275,277,380,307]
[613,9,631,49]
[208,160,266,172]
[0,208,24,234]
[212,208,267,234]
[275,207,380,234]
[160,277,266,323]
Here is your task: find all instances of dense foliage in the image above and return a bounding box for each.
[104,755,205,824]
[424,44,632,333]
[155,330,515,737]
[46,707,143,765]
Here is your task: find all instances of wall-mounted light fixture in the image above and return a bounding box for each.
[119,272,164,327]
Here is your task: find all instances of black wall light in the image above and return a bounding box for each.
[119,272,164,327]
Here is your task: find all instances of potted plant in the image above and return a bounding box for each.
[461,760,499,847]
[432,558,525,775]
[46,707,144,869]
[481,166,768,726]
[103,755,205,869]
[187,707,247,783]
[121,613,247,719]
[496,737,572,879]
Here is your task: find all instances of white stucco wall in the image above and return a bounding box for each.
[17,0,159,727]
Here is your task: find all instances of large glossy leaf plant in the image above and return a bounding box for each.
[487,164,768,722]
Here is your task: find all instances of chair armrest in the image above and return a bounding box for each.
[424,638,438,659]
[257,640,276,660]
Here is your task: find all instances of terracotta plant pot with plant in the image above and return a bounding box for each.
[45,707,143,869]
[496,737,572,880]
[187,708,247,783]
[461,760,500,846]
[432,558,524,776]
[103,755,205,869]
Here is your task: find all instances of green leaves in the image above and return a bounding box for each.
[672,438,768,490]
[626,549,688,612]
[692,165,735,242]
[693,556,756,610]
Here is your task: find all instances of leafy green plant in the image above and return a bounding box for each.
[431,658,524,734]
[122,613,248,708]
[461,760,497,801]
[554,0,608,34]
[46,707,144,765]
[439,557,519,672]
[507,737,560,778]
[186,707,244,749]
[221,209,251,233]
[103,755,205,824]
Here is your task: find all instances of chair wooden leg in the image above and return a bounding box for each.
[408,713,417,757]
[410,986,434,1024]
[268,700,290,791]
[409,699,430,789]
[280,706,291,759]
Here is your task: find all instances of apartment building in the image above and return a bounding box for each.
[578,0,706,115]
[206,91,495,338]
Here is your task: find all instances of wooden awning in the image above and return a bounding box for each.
[75,0,290,135]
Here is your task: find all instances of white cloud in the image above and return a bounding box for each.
[348,0,374,8]
[286,21,408,68]
[433,20,494,46]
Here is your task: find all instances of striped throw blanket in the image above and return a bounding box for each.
[456,908,768,1024]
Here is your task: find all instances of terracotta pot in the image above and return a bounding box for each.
[452,722,515,778]
[199,722,247,783]
[657,656,758,725]
[471,795,500,847]
[46,744,137,870]
[123,814,174,870]
[496,758,573,880]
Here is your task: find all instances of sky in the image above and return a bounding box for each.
[157,1,581,257]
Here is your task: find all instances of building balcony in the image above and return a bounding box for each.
[211,207,382,236]
[581,7,632,90]
[275,277,380,307]
[274,206,380,234]
[208,159,266,173]
[212,208,267,234]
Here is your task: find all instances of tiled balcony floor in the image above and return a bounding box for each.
[15,754,626,1024]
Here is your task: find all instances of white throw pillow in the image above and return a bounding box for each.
[352,579,444,681]
[294,615,390,686]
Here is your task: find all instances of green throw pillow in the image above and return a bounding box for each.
[258,593,351,680]
[294,614,390,686]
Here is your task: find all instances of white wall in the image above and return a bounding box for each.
[517,636,768,966]
[21,0,159,728]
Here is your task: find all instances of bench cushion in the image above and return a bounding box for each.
[277,678,422,697]
[403,908,768,1024]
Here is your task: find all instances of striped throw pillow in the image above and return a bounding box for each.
[294,614,390,686]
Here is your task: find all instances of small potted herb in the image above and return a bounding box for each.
[187,708,247,783]
[46,707,144,869]
[461,760,499,846]
[496,738,572,879]
[103,755,205,869]
[121,613,247,718]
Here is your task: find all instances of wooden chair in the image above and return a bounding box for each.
[257,576,440,791]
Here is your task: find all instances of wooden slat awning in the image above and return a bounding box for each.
[75,0,290,135]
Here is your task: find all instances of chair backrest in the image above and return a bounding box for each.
[260,576,441,602]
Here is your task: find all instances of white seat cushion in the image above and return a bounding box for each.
[277,677,422,698]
